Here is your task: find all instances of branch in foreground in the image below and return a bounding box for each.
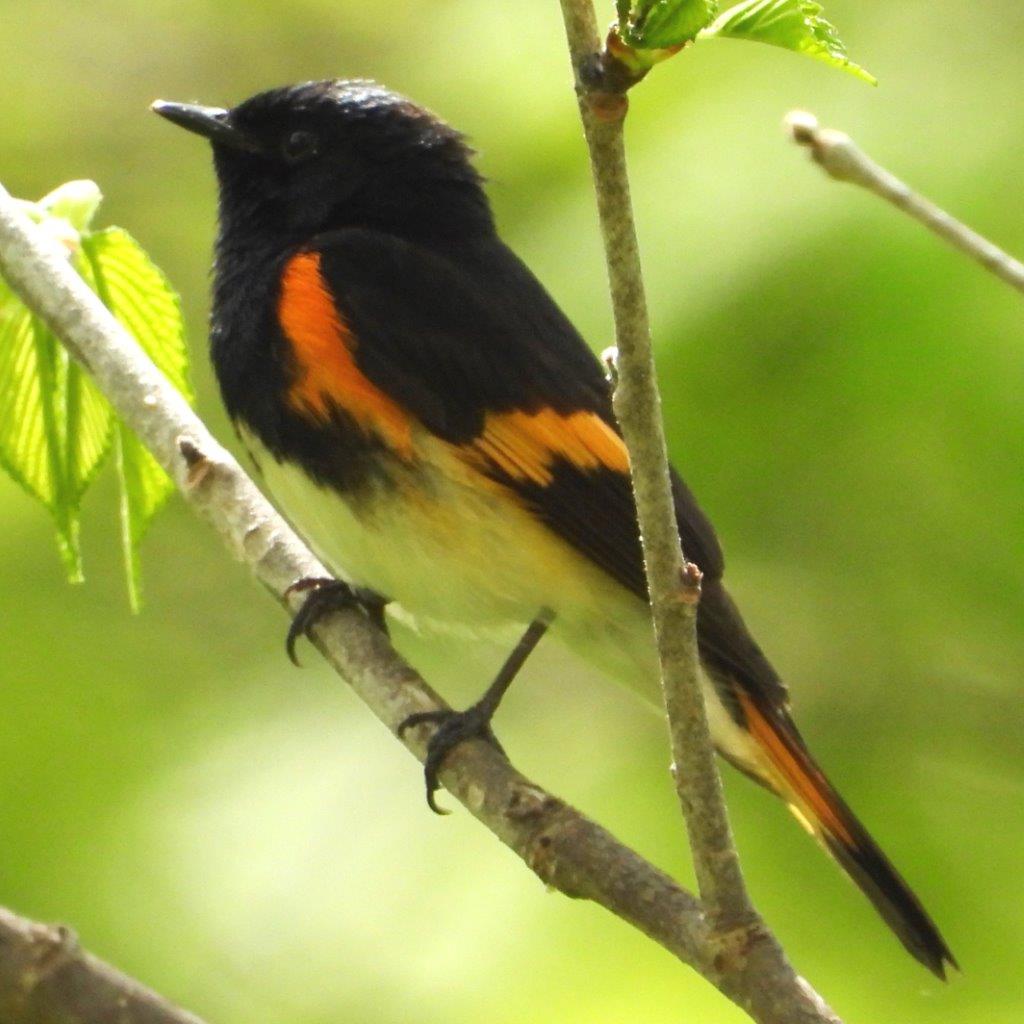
[557,0,750,925]
[557,6,841,1024]
[0,907,207,1024]
[0,180,818,1021]
[785,110,1024,295]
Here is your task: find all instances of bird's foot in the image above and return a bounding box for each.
[285,577,390,665]
[398,703,505,814]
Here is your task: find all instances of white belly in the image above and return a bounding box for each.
[245,430,759,768]
[248,430,627,630]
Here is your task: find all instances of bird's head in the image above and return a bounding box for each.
[152,80,492,249]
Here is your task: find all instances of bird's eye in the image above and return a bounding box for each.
[282,130,318,162]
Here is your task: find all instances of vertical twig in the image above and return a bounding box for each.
[557,0,751,926]
[555,8,845,1024]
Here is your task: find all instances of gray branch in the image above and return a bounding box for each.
[785,110,1024,294]
[0,158,827,1021]
[556,0,751,925]
[0,907,207,1024]
[555,5,841,1022]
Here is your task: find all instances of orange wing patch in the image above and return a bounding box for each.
[736,689,855,846]
[468,408,629,486]
[278,251,413,458]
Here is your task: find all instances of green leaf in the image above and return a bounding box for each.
[14,181,104,256]
[0,280,114,580]
[698,0,876,83]
[81,227,191,609]
[622,0,720,48]
[1,186,192,605]
[115,426,173,610]
[80,228,192,399]
[37,180,103,234]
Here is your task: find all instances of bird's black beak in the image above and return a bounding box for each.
[151,100,262,153]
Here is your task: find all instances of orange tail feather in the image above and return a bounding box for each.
[735,689,957,978]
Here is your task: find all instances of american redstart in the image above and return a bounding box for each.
[152,80,955,977]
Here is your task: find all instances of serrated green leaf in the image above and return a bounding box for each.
[0,278,114,580]
[30,321,81,578]
[0,294,46,503]
[80,226,191,609]
[115,425,174,611]
[82,228,192,399]
[66,252,119,509]
[37,180,103,234]
[13,181,103,257]
[698,0,876,83]
[623,0,719,48]
[1,186,192,604]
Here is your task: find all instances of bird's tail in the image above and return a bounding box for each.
[733,688,957,979]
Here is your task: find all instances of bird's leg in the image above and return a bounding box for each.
[399,608,554,813]
[285,577,390,665]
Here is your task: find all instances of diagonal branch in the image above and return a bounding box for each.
[1,176,828,1023]
[785,110,1024,295]
[0,907,207,1024]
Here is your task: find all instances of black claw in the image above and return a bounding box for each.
[285,577,390,665]
[396,614,551,814]
[398,705,505,814]
[355,586,390,637]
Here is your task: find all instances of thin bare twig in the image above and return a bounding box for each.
[557,0,751,927]
[785,110,1024,294]
[556,5,841,1023]
[0,908,207,1024]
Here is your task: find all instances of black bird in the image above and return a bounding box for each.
[153,80,955,977]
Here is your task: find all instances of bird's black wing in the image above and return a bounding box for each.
[308,227,786,705]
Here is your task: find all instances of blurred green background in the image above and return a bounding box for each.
[2,1,1022,1021]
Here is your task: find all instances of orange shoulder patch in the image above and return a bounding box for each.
[278,251,412,457]
[469,408,629,486]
